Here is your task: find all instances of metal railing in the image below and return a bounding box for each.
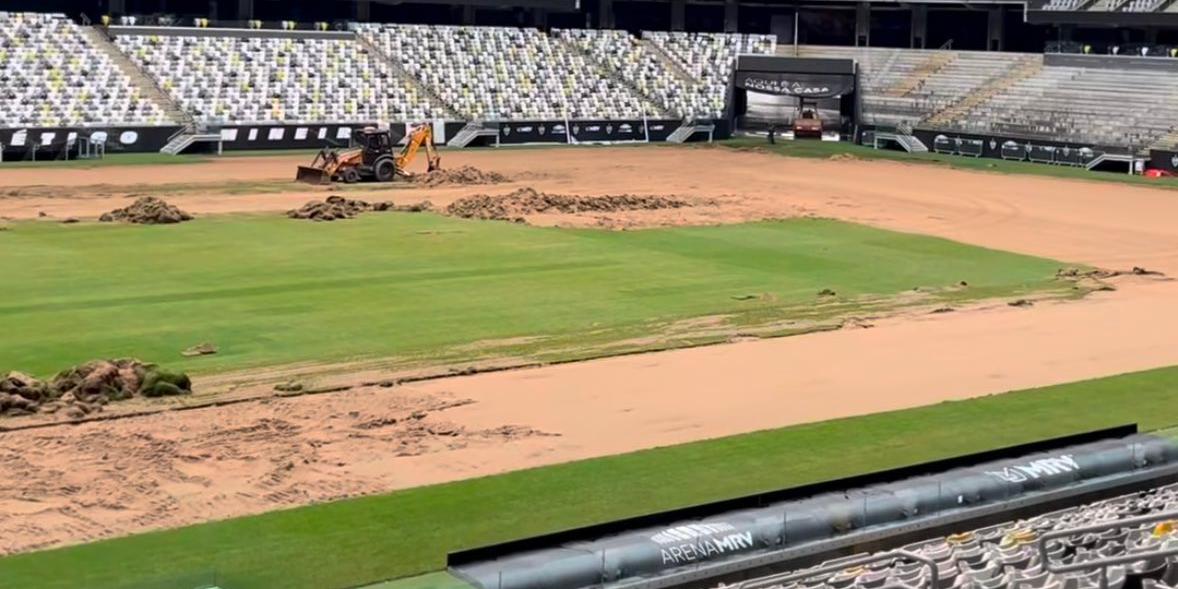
[1038,509,1178,589]
[734,550,940,589]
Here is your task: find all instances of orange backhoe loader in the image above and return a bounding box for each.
[296,124,440,184]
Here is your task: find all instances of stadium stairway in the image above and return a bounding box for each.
[79,26,191,129]
[640,37,701,88]
[555,33,674,118]
[886,51,957,97]
[1152,128,1178,150]
[354,33,458,119]
[922,54,1044,129]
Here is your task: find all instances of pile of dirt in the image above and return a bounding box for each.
[0,359,191,419]
[410,165,509,187]
[445,187,692,222]
[287,195,394,221]
[181,343,218,357]
[99,196,193,224]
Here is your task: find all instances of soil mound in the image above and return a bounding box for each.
[411,165,509,187]
[829,153,860,162]
[445,187,691,222]
[287,195,394,221]
[0,359,191,419]
[100,197,193,224]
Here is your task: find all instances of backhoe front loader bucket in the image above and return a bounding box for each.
[296,165,333,185]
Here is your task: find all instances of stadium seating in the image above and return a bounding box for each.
[113,32,441,125]
[6,11,1176,153]
[1041,0,1086,10]
[799,46,1025,128]
[555,28,700,118]
[944,66,1178,148]
[0,12,168,128]
[742,482,1178,589]
[644,31,776,119]
[1122,0,1167,11]
[357,24,657,120]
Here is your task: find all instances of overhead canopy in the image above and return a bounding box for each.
[734,55,856,98]
[734,71,855,98]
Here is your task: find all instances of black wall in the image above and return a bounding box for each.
[216,122,377,150]
[1149,149,1178,173]
[907,128,1109,165]
[494,119,694,144]
[0,125,181,159]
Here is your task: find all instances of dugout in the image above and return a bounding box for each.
[730,55,858,139]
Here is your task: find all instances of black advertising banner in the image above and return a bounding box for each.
[734,72,855,98]
[645,119,680,142]
[497,120,568,144]
[216,123,378,150]
[494,119,691,145]
[0,125,181,159]
[570,120,646,142]
[1149,149,1178,172]
[913,129,1102,166]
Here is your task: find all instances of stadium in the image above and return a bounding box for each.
[5,0,1178,588]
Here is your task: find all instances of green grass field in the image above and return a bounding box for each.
[0,214,1070,378]
[4,365,1178,589]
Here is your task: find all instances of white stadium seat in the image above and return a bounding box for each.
[113,32,442,125]
[0,12,167,128]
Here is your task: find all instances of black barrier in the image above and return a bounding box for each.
[452,427,1178,589]
[0,125,181,159]
[646,120,681,142]
[217,122,378,150]
[490,119,708,145]
[909,129,1104,166]
[496,120,569,145]
[1,119,718,158]
[1149,149,1178,173]
[570,120,647,143]
[215,122,461,151]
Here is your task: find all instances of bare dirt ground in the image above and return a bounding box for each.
[3,145,1178,554]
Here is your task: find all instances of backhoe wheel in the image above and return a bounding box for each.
[374,158,396,183]
[341,168,361,184]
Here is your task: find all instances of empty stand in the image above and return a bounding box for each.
[6,13,1176,155]
[114,29,442,125]
[0,12,169,128]
[798,46,1026,129]
[644,31,777,119]
[357,24,657,121]
[555,28,691,118]
[939,65,1178,149]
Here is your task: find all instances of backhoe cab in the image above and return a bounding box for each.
[295,124,440,185]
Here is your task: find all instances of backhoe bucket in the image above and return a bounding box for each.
[296,165,332,185]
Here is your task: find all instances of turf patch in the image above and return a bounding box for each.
[0,215,1069,378]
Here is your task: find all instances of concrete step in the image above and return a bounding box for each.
[355,33,459,119]
[641,38,700,86]
[554,35,670,118]
[80,26,193,128]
